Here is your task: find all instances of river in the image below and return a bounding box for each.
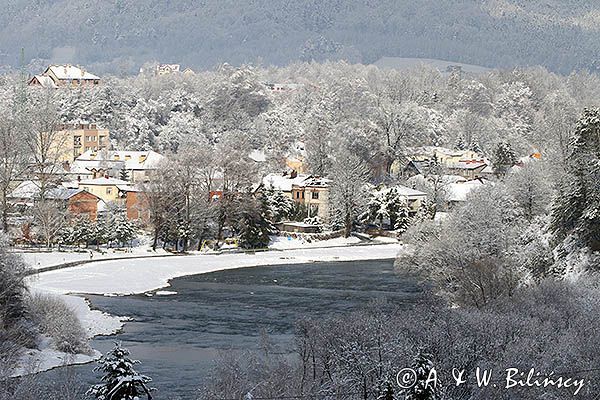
[44,258,422,399]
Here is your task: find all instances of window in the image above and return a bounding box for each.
[296,192,300,199]
[312,192,319,200]
[83,187,90,191]
[106,187,112,195]
[301,192,305,199]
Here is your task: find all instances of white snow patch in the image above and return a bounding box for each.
[269,235,362,249]
[155,290,178,296]
[18,245,171,271]
[11,337,101,377]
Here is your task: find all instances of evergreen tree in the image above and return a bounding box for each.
[112,216,137,247]
[90,219,109,249]
[237,197,272,249]
[70,217,95,247]
[87,342,154,400]
[263,188,295,223]
[468,139,482,154]
[119,168,130,182]
[455,135,466,150]
[492,141,517,177]
[402,350,439,400]
[551,108,600,251]
[394,204,411,234]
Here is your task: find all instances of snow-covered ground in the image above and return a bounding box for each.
[269,235,363,249]
[17,246,171,270]
[19,242,401,376]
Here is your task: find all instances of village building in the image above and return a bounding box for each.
[291,176,331,221]
[7,180,106,221]
[445,177,490,208]
[77,177,132,204]
[71,150,165,183]
[391,185,428,215]
[445,159,488,180]
[125,188,151,225]
[394,146,487,180]
[50,123,110,162]
[29,65,100,88]
[75,177,151,223]
[156,64,180,75]
[261,172,331,221]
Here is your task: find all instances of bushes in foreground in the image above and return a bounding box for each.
[201,279,600,400]
[28,293,90,355]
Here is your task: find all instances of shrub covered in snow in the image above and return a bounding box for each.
[28,293,90,355]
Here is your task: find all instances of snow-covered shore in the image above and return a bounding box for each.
[20,242,401,376]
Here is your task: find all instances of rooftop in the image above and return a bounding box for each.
[46,65,100,81]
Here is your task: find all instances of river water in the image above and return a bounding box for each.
[45,259,423,399]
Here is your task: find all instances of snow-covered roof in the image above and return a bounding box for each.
[262,173,308,191]
[392,185,427,198]
[301,176,331,188]
[446,160,487,170]
[447,179,489,202]
[441,175,468,184]
[261,173,331,191]
[47,188,86,200]
[116,185,142,193]
[30,75,58,88]
[8,180,99,201]
[8,181,42,199]
[249,149,267,163]
[75,150,165,170]
[46,65,100,81]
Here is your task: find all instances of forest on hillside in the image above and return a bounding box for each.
[3,0,600,74]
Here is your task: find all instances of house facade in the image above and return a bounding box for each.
[51,123,110,162]
[78,177,131,203]
[125,190,151,225]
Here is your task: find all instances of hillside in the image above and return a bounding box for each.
[1,0,600,74]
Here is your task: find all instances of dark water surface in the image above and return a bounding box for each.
[47,259,423,399]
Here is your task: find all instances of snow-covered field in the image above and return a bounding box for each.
[20,242,401,376]
[17,246,171,270]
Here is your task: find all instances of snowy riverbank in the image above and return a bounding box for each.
[19,243,401,376]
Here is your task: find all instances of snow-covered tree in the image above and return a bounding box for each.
[492,141,517,177]
[401,350,439,400]
[505,161,553,221]
[362,186,409,230]
[262,189,295,223]
[88,342,154,400]
[329,150,370,237]
[111,216,137,247]
[551,108,600,252]
[236,196,271,249]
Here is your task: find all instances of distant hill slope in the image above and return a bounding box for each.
[373,57,491,74]
[1,0,600,74]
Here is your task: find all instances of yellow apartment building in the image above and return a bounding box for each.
[49,124,110,162]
